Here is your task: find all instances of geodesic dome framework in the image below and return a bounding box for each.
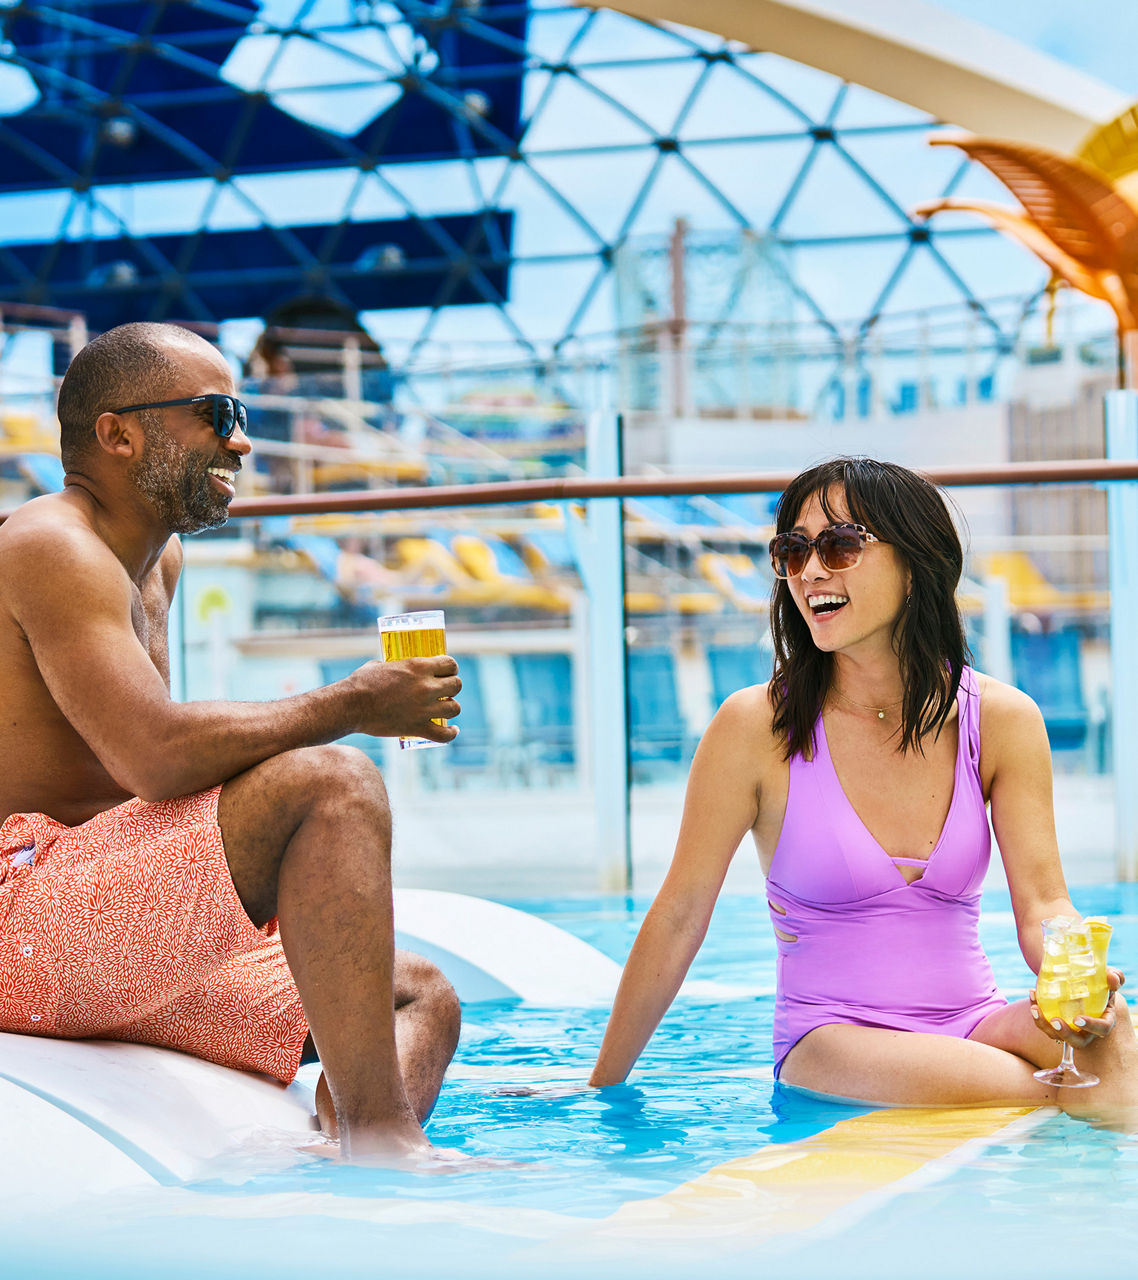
[0,0,1086,413]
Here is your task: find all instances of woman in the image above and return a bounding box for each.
[591,457,1137,1111]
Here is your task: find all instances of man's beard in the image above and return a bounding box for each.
[130,425,230,534]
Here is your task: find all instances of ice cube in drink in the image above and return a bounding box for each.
[1082,918,1113,1018]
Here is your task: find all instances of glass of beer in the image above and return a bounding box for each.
[377,610,448,750]
[1032,917,1111,1087]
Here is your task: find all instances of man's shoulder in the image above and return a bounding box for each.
[0,494,118,586]
[1,491,94,539]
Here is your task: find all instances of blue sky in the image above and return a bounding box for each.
[933,0,1138,95]
[0,0,1128,394]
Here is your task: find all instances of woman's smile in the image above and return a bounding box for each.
[805,591,850,619]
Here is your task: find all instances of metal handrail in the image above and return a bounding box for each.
[221,458,1138,517]
[3,458,1138,526]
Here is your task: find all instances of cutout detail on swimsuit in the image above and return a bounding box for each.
[768,899,798,941]
[891,855,928,885]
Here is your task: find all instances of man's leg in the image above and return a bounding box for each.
[310,949,462,1138]
[218,743,456,1162]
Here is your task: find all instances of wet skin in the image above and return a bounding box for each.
[0,330,464,1162]
[592,484,1138,1121]
[0,435,200,827]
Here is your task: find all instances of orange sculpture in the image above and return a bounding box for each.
[915,105,1138,383]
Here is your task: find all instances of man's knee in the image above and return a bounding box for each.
[396,951,461,1041]
[219,743,391,922]
[293,743,386,796]
[224,743,386,810]
[263,744,390,826]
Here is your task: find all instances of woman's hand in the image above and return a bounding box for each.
[1029,967,1125,1049]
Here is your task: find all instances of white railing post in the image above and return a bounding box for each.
[981,575,1012,685]
[169,578,186,703]
[343,334,362,403]
[567,410,631,891]
[1105,390,1138,880]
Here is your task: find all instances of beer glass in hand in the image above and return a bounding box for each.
[1033,917,1111,1088]
[377,610,448,750]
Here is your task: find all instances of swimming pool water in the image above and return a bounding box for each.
[8,885,1138,1279]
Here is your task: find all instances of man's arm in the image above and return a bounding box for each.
[4,522,459,801]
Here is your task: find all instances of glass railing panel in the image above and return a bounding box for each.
[960,481,1111,779]
[624,494,775,893]
[173,472,1120,890]
[961,481,1113,882]
[177,506,588,801]
[3,379,1120,888]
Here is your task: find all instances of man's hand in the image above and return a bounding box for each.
[342,656,461,742]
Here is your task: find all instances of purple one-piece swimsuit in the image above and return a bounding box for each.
[767,665,1007,1076]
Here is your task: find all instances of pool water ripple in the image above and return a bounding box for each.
[9,886,1138,1279]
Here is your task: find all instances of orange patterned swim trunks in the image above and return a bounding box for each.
[0,787,309,1083]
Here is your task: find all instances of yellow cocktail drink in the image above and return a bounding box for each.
[1032,915,1111,1087]
[377,610,448,749]
[1035,920,1110,1024]
[1084,918,1114,1016]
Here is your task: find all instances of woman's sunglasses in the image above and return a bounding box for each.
[109,393,248,439]
[768,522,881,579]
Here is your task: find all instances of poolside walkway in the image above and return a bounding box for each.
[388,770,1120,899]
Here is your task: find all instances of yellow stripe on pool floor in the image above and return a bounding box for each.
[588,1104,1050,1242]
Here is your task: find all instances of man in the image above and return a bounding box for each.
[0,322,462,1163]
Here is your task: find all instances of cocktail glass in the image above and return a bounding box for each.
[377,609,447,750]
[1032,916,1110,1088]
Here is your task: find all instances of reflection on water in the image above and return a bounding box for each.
[187,888,1138,1202]
[7,889,1138,1279]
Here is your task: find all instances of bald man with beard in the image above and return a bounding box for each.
[0,322,463,1164]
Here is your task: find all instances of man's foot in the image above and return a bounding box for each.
[298,1136,518,1171]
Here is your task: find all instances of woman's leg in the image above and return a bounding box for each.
[780,1021,1055,1106]
[973,996,1138,1122]
[968,998,1062,1065]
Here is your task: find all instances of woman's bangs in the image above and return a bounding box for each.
[827,465,888,537]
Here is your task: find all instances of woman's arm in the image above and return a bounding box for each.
[589,687,772,1086]
[982,675,1078,970]
[983,674,1124,1051]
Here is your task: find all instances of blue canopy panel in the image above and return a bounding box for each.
[0,211,513,328]
[0,2,528,191]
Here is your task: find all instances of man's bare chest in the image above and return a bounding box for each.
[131,580,171,684]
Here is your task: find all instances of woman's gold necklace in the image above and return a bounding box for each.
[830,686,904,720]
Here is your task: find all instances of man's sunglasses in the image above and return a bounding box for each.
[769,522,881,579]
[109,393,248,439]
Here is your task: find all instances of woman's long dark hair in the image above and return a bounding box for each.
[768,457,971,759]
